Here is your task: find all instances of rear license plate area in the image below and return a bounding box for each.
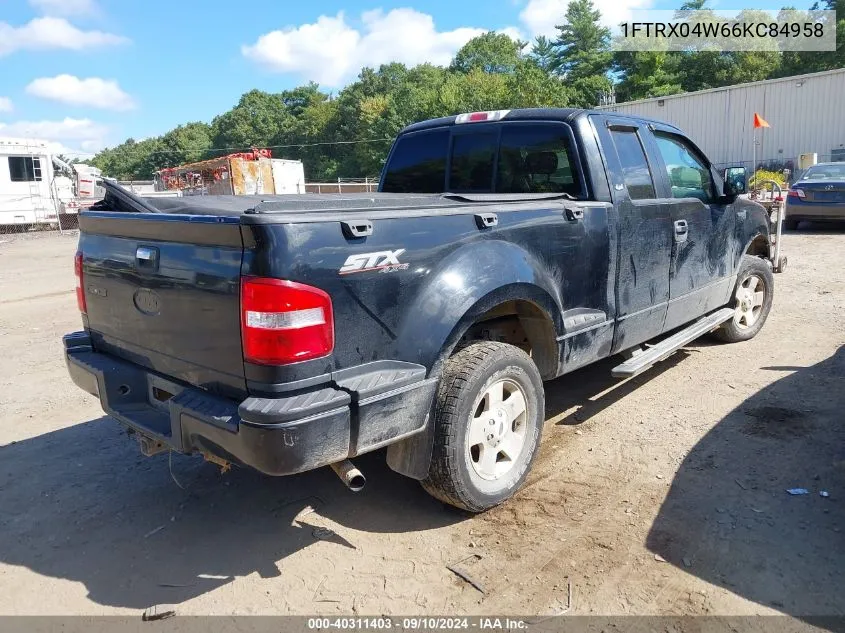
[814,191,845,202]
[147,375,183,412]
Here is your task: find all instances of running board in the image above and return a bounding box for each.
[611,307,735,378]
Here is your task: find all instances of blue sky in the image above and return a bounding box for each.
[0,0,813,157]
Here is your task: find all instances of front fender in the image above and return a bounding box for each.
[735,198,772,270]
[395,239,563,377]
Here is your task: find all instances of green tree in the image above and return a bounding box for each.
[778,0,845,76]
[149,121,213,170]
[548,0,614,106]
[450,32,524,74]
[507,60,572,107]
[92,137,162,180]
[530,35,558,73]
[210,89,289,150]
[551,0,612,79]
[613,50,682,102]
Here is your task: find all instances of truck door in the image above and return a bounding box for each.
[646,124,736,331]
[592,116,673,352]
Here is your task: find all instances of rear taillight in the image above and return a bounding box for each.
[240,277,334,365]
[788,188,805,199]
[74,250,87,314]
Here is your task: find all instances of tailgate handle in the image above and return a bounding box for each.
[136,246,159,270]
[474,212,498,229]
[341,220,373,239]
[564,206,584,221]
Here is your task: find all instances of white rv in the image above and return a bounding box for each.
[0,138,61,227]
[0,137,108,228]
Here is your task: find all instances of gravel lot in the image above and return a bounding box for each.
[0,228,843,622]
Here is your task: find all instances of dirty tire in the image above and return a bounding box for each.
[712,255,774,343]
[784,217,800,231]
[421,341,544,513]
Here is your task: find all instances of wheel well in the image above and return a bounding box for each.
[746,234,770,258]
[460,300,558,380]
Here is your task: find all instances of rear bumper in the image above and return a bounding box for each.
[64,331,437,476]
[785,199,845,221]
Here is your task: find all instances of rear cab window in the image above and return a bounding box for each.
[381,121,586,197]
[379,129,449,193]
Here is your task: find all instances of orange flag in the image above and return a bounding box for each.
[753,113,770,128]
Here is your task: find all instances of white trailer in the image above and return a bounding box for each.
[0,138,62,227]
[270,158,306,194]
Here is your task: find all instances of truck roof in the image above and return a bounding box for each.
[399,107,682,135]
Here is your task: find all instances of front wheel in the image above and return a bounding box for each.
[712,255,774,343]
[421,341,544,512]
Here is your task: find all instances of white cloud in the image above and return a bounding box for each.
[29,0,98,17]
[0,17,128,57]
[26,75,136,111]
[0,118,108,156]
[0,97,12,113]
[498,26,526,43]
[519,0,653,38]
[242,9,487,86]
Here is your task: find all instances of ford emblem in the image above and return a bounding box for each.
[133,288,161,316]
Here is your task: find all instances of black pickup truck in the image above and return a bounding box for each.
[65,107,777,512]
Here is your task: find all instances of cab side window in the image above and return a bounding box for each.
[496,125,580,195]
[653,133,713,202]
[609,129,656,200]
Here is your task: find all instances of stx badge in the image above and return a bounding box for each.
[339,249,408,275]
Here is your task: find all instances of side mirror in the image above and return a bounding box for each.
[723,167,746,197]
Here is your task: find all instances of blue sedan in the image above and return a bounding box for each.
[785,162,845,229]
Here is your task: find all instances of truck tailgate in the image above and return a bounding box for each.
[79,213,246,398]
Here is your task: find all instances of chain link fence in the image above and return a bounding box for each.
[0,211,79,236]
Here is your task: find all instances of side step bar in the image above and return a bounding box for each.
[611,307,735,378]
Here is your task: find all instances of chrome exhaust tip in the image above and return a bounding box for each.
[330,459,366,492]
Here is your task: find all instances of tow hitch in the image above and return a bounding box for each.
[138,434,167,457]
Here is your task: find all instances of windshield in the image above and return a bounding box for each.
[802,164,845,180]
[381,122,585,197]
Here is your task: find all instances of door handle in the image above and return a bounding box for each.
[565,206,584,221]
[673,219,689,243]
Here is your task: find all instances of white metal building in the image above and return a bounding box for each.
[598,67,845,171]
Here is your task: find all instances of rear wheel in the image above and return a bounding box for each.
[784,217,800,230]
[712,255,774,343]
[421,341,544,512]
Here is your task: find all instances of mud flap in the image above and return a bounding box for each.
[385,409,436,480]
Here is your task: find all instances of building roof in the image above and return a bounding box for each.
[596,67,845,110]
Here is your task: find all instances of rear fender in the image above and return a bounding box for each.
[387,240,563,479]
[395,239,563,375]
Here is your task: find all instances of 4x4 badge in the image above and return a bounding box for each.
[339,249,408,275]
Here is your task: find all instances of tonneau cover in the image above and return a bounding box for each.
[98,180,575,217]
[141,192,465,216]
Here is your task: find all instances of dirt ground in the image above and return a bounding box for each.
[0,229,843,621]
